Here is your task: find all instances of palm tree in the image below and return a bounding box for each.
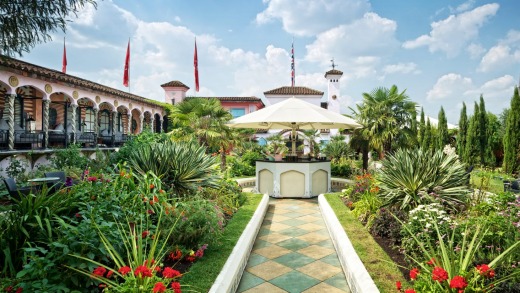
[169,98,236,172]
[350,85,416,159]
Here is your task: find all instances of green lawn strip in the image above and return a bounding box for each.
[180,192,263,292]
[324,193,409,292]
[470,173,504,194]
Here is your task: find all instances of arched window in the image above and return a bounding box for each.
[131,118,137,133]
[99,110,110,132]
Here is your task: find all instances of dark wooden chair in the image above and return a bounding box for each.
[44,171,67,192]
[3,177,36,199]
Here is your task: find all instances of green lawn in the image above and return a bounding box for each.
[324,193,409,293]
[470,172,506,194]
[180,192,263,292]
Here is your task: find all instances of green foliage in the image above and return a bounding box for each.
[422,118,432,151]
[465,103,481,166]
[479,95,492,166]
[437,106,449,151]
[350,85,416,158]
[419,107,426,146]
[196,178,245,217]
[399,203,455,259]
[323,139,353,160]
[458,102,468,159]
[377,148,469,212]
[126,140,219,196]
[111,131,169,165]
[352,190,382,228]
[0,0,97,56]
[503,87,520,174]
[50,143,89,171]
[163,197,225,249]
[330,157,354,178]
[265,134,289,155]
[5,158,28,182]
[369,207,406,246]
[228,150,263,177]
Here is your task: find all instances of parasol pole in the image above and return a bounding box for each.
[291,123,297,156]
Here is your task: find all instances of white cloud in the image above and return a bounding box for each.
[466,75,516,98]
[174,16,181,23]
[382,62,420,75]
[72,2,97,26]
[426,73,473,100]
[305,12,397,70]
[477,29,520,72]
[449,0,476,13]
[403,3,499,57]
[466,43,486,59]
[256,0,370,36]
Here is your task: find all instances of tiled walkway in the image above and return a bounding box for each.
[237,198,350,293]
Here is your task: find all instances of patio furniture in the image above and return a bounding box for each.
[505,180,520,193]
[3,177,37,199]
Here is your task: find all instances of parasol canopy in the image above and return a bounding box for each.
[226,97,362,155]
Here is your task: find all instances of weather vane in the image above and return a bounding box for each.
[331,58,336,70]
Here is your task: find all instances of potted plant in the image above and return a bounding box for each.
[265,134,289,161]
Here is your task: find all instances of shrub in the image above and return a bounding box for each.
[331,157,354,178]
[50,143,89,170]
[352,190,382,228]
[369,207,406,246]
[197,178,245,217]
[378,148,470,212]
[163,198,225,249]
[126,140,219,196]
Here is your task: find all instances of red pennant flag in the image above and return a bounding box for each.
[194,38,199,92]
[123,40,130,87]
[62,38,67,73]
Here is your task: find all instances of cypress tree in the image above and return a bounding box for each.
[422,118,432,151]
[464,102,480,165]
[419,108,425,146]
[478,95,490,165]
[437,106,449,150]
[410,107,417,144]
[457,102,468,159]
[503,87,520,174]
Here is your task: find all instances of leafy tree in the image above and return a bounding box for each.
[464,103,480,166]
[349,129,370,171]
[419,108,425,146]
[422,118,432,151]
[350,85,416,159]
[437,106,449,150]
[503,87,520,174]
[410,106,418,142]
[0,0,97,56]
[457,102,468,159]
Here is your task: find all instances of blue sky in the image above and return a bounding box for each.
[19,0,520,123]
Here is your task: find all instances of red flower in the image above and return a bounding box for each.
[106,270,114,278]
[153,282,166,293]
[404,290,416,293]
[159,189,165,194]
[409,268,419,280]
[153,195,159,203]
[476,264,495,278]
[162,267,181,278]
[169,249,182,261]
[92,266,106,277]
[427,257,436,266]
[87,176,98,182]
[185,255,196,262]
[147,209,155,215]
[432,266,449,282]
[154,266,162,273]
[450,275,468,289]
[15,289,22,293]
[150,184,155,189]
[396,280,402,290]
[5,286,13,292]
[118,266,131,276]
[134,265,153,278]
[171,282,182,293]
[142,231,149,238]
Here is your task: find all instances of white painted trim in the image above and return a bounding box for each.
[318,194,380,293]
[209,193,269,293]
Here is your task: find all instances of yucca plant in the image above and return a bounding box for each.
[377,148,469,212]
[126,140,219,196]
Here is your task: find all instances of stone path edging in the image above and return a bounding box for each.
[318,194,380,293]
[209,193,270,293]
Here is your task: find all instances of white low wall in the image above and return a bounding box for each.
[318,194,379,293]
[209,193,270,293]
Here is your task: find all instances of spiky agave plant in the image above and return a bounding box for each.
[377,147,469,212]
[127,140,219,197]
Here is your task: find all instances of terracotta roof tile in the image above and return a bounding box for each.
[263,86,324,95]
[0,55,160,107]
[186,96,262,102]
[325,69,343,77]
[161,80,190,89]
